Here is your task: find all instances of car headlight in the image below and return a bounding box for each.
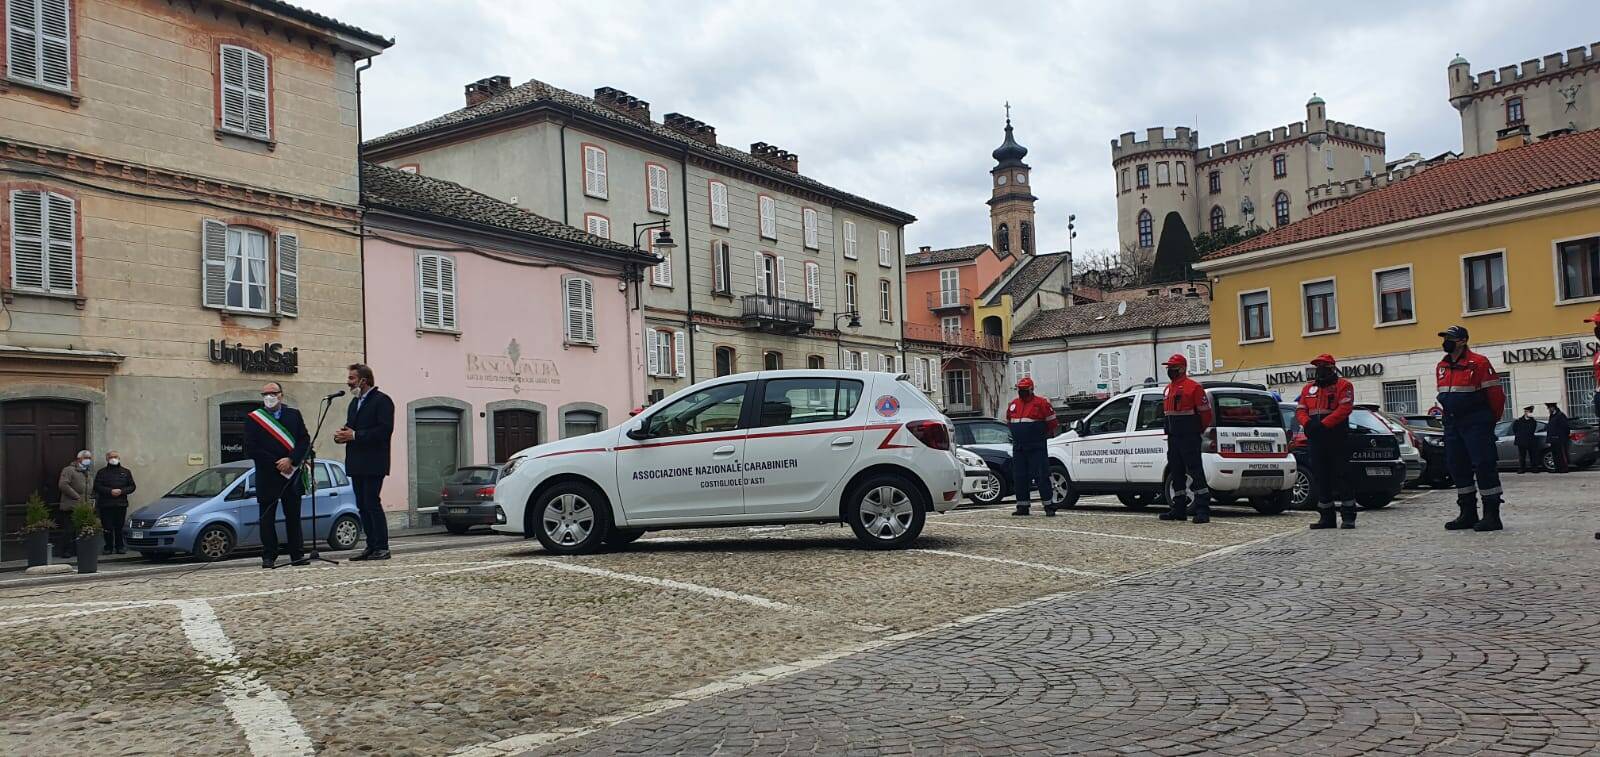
[955,449,983,468]
[154,515,187,528]
[501,455,526,477]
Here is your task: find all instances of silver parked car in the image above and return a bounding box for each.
[1492,418,1600,472]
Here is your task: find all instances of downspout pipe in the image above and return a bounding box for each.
[559,123,570,225]
[356,57,373,363]
[681,147,696,381]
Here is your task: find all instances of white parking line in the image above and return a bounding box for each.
[177,599,313,757]
[928,520,1227,547]
[942,507,1252,526]
[910,549,1109,578]
[526,558,799,612]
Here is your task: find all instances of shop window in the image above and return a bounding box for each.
[1382,381,1419,415]
[1565,367,1596,422]
[563,410,602,439]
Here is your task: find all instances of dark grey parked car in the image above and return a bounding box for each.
[1491,419,1599,472]
[438,465,504,534]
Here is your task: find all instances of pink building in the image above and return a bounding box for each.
[360,164,656,525]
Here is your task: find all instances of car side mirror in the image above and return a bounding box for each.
[1073,420,1087,436]
[625,426,651,441]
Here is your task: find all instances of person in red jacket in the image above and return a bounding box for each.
[1159,354,1214,524]
[1006,377,1059,516]
[1584,310,1600,541]
[1296,354,1357,529]
[1435,325,1507,532]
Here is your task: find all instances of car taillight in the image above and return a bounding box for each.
[1290,431,1308,451]
[1200,428,1218,454]
[1571,432,1586,443]
[1406,429,1420,448]
[440,488,448,500]
[906,420,951,451]
[477,486,496,499]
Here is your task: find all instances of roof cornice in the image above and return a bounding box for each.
[363,204,658,269]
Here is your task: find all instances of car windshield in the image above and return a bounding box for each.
[166,467,246,498]
[448,467,499,486]
[1350,409,1395,435]
[1212,392,1282,428]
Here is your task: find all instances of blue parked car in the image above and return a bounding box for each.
[126,460,363,562]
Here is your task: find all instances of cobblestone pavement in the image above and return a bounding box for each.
[0,496,1303,755]
[530,473,1600,756]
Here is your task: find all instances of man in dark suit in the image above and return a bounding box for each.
[335,363,395,561]
[1546,402,1571,473]
[242,382,310,568]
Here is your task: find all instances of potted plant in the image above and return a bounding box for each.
[19,492,55,567]
[70,504,102,574]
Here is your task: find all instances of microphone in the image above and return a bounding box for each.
[324,390,347,400]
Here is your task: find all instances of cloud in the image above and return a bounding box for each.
[318,0,1598,255]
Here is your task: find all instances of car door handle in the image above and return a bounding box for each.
[831,437,856,448]
[1111,440,1123,444]
[712,445,737,458]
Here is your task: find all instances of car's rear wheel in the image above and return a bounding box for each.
[968,471,1006,505]
[844,474,926,549]
[1357,494,1393,510]
[1116,493,1158,510]
[1542,449,1558,472]
[193,524,234,562]
[1290,470,1314,510]
[1048,463,1080,509]
[327,514,362,550]
[532,482,611,555]
[1252,491,1291,515]
[604,528,646,547]
[444,522,472,535]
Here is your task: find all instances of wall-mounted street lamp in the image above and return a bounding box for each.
[632,220,676,251]
[834,310,862,368]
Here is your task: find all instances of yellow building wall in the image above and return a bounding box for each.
[977,296,1014,350]
[1210,204,1600,372]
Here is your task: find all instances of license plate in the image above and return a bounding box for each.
[447,507,469,515]
[131,530,143,539]
[1365,466,1390,477]
[1239,440,1272,453]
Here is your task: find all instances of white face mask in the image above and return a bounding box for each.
[263,395,280,409]
[108,458,120,467]
[79,459,92,469]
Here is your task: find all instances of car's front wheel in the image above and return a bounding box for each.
[968,470,1006,506]
[532,482,611,555]
[326,514,362,550]
[1048,463,1081,509]
[193,524,235,562]
[844,474,926,549]
[1290,470,1314,510]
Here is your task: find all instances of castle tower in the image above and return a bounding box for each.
[1306,93,1327,145]
[1110,126,1200,258]
[988,109,1037,257]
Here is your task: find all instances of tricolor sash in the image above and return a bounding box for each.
[249,408,297,451]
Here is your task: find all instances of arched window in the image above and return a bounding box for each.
[763,351,783,370]
[1137,210,1153,248]
[995,223,1010,254]
[1274,192,1291,227]
[1019,221,1033,254]
[1210,206,1225,232]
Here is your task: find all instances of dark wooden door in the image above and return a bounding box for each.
[2,400,87,555]
[493,409,540,464]
[218,402,255,463]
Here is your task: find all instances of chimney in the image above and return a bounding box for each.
[663,112,717,146]
[919,245,931,253]
[750,141,799,173]
[1495,123,1531,151]
[593,87,651,122]
[465,75,511,107]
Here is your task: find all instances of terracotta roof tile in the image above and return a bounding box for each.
[1011,296,1210,341]
[1208,129,1600,260]
[905,244,991,267]
[987,253,1068,306]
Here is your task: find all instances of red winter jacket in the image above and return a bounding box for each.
[1295,378,1355,430]
[1162,377,1213,437]
[1435,349,1505,421]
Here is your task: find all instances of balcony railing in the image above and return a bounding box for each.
[928,288,973,311]
[904,322,1004,352]
[740,294,815,334]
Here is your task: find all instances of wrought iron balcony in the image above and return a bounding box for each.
[740,294,815,334]
[904,322,1004,352]
[928,288,973,312]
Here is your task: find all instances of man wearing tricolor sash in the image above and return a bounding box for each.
[243,382,311,568]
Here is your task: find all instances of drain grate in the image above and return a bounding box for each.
[1240,548,1301,556]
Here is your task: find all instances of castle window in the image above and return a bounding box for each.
[1156,162,1170,185]
[995,223,1010,254]
[1272,154,1286,178]
[1136,164,1149,188]
[1210,206,1225,232]
[1176,162,1187,185]
[1120,168,1129,193]
[1506,97,1523,125]
[1363,156,1373,177]
[1274,192,1291,227]
[1208,170,1221,194]
[1137,210,1153,248]
[1020,221,1033,255]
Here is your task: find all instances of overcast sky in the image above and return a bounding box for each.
[321,0,1597,256]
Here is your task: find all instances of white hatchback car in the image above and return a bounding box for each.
[492,370,964,553]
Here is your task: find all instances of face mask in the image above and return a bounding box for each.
[1017,389,1033,400]
[1442,340,1457,355]
[108,458,120,467]
[263,395,280,409]
[1167,367,1182,380]
[1314,367,1336,384]
[79,460,92,469]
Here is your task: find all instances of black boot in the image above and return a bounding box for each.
[1159,497,1187,521]
[1191,503,1210,524]
[1445,502,1478,531]
[1473,501,1503,532]
[1309,506,1337,529]
[1339,504,1357,529]
[1011,505,1031,516]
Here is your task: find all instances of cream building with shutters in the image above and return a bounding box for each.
[0,0,388,551]
[1449,42,1600,157]
[364,78,916,405]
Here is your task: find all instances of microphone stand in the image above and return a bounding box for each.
[303,394,341,565]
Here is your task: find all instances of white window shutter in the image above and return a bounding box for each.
[564,276,594,344]
[806,262,820,307]
[418,254,442,328]
[912,357,924,388]
[878,353,888,372]
[710,181,728,227]
[646,329,661,376]
[759,196,776,239]
[6,0,38,83]
[220,46,246,132]
[755,253,768,296]
[674,329,687,377]
[803,208,818,248]
[586,215,610,240]
[201,219,228,308]
[776,256,787,298]
[712,241,727,292]
[878,230,891,266]
[38,0,71,89]
[243,49,269,138]
[583,146,607,197]
[438,255,457,329]
[647,164,669,213]
[843,221,857,259]
[274,231,299,317]
[652,246,671,286]
[580,277,595,342]
[8,190,45,291]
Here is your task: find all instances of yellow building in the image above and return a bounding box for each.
[1196,130,1600,420]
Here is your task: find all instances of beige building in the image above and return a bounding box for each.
[1111,96,1386,254]
[363,79,915,404]
[0,0,388,550]
[1450,42,1600,157]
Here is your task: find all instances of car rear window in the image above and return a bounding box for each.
[1350,409,1395,435]
[449,467,499,485]
[1212,392,1283,428]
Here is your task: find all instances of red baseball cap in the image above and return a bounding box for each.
[1164,354,1187,368]
[1015,377,1035,390]
[1310,353,1337,367]
[1584,309,1600,324]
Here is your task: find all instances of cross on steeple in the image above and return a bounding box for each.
[1004,101,1011,124]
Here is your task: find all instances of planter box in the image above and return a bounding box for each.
[24,530,50,567]
[75,536,99,574]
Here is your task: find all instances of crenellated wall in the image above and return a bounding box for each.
[1450,42,1600,157]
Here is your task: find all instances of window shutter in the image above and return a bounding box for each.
[6,0,38,83]
[564,276,594,344]
[712,241,728,292]
[806,262,820,307]
[8,190,45,290]
[710,181,728,227]
[438,255,457,329]
[878,230,891,266]
[844,221,857,259]
[243,48,269,138]
[580,277,595,342]
[878,353,888,372]
[759,196,776,239]
[674,329,687,377]
[38,0,70,89]
[803,208,818,248]
[586,215,610,240]
[583,146,607,197]
[201,219,228,308]
[912,357,924,388]
[274,231,299,317]
[776,255,787,298]
[220,46,246,132]
[646,329,661,376]
[652,246,671,286]
[647,164,669,214]
[755,253,768,296]
[418,254,442,328]
[1378,268,1411,293]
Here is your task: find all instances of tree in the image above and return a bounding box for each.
[1191,224,1265,257]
